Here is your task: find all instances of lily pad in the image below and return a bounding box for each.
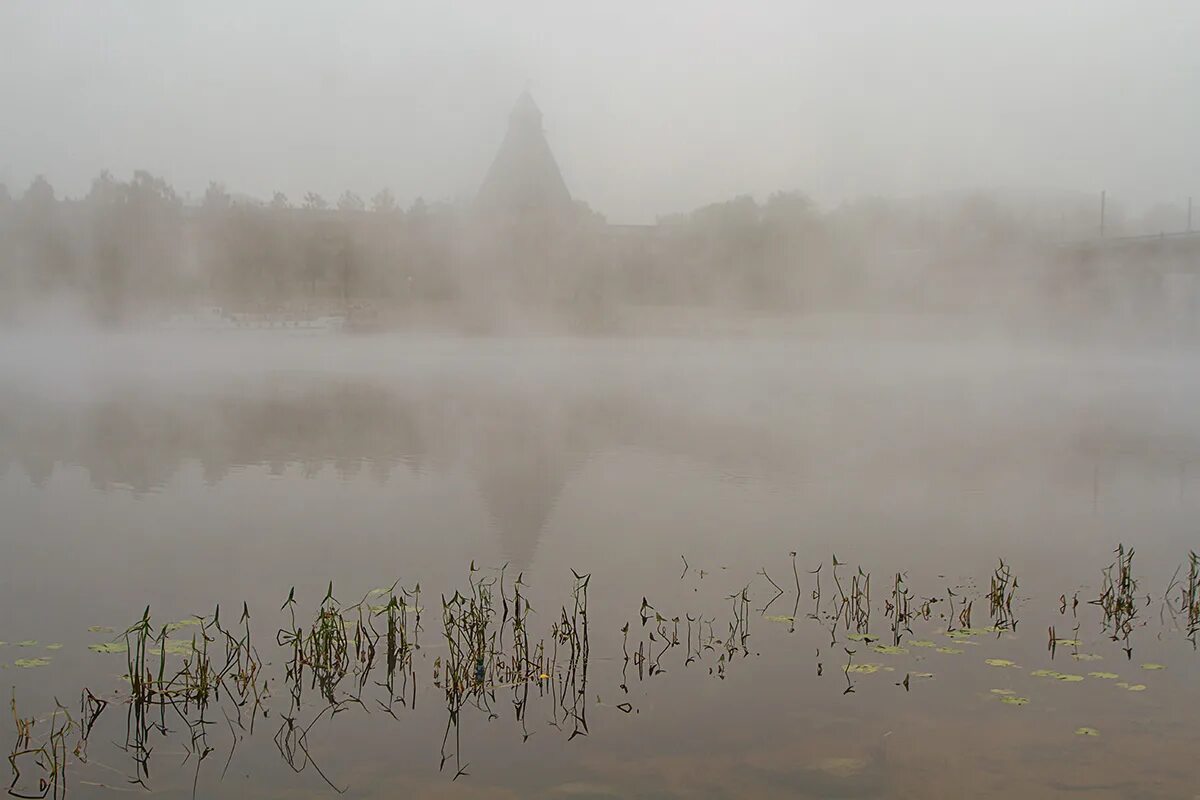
[990,688,1016,695]
[148,639,195,657]
[936,647,963,655]
[912,672,935,679]
[1053,639,1081,646]
[1000,696,1029,705]
[1140,663,1165,671]
[45,644,63,651]
[16,641,38,647]
[1115,682,1146,692]
[1072,653,1103,662]
[947,626,1001,638]
[985,659,1019,668]
[1074,727,1100,737]
[872,644,908,655]
[1088,671,1119,679]
[764,615,795,624]
[909,640,936,648]
[1055,673,1085,682]
[847,633,878,642]
[87,626,116,634]
[15,657,50,668]
[1031,669,1062,678]
[845,663,884,674]
[88,642,128,654]
[165,618,204,634]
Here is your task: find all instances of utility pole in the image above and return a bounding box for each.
[1099,189,1106,238]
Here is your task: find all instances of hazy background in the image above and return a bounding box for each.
[2,1,1198,224]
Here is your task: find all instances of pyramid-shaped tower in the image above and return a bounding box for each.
[477,92,572,215]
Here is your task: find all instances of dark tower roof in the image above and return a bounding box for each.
[477,92,572,215]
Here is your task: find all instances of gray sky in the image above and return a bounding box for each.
[1,1,1197,223]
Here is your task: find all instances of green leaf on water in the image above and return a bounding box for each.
[15,657,50,668]
[764,615,795,624]
[87,626,116,634]
[1075,727,1100,737]
[847,633,878,642]
[1088,671,1119,679]
[165,618,203,634]
[1000,696,1029,705]
[845,663,884,674]
[16,641,38,647]
[947,626,1001,638]
[88,642,128,654]
[1116,682,1147,692]
[45,644,63,650]
[872,644,908,655]
[148,640,195,657]
[990,688,1016,695]
[1053,639,1081,646]
[1072,653,1103,662]
[909,640,936,648]
[936,647,963,655]
[985,659,1019,668]
[1140,663,1165,671]
[1055,673,1085,682]
[1031,669,1062,678]
[912,672,935,679]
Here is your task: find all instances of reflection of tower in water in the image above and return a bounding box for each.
[467,401,590,572]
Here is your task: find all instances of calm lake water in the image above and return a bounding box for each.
[2,332,1199,798]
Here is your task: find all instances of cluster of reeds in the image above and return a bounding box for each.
[8,693,75,800]
[830,557,871,633]
[886,572,914,646]
[1090,544,1142,656]
[988,559,1019,630]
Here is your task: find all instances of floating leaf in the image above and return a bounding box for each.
[1031,669,1062,678]
[816,757,869,778]
[990,688,1016,695]
[149,639,195,657]
[88,642,128,654]
[16,641,38,647]
[847,633,878,642]
[1140,663,1165,671]
[45,644,63,651]
[165,618,203,634]
[1000,696,1029,705]
[947,626,1001,638]
[1075,727,1100,737]
[1056,673,1085,682]
[1088,671,1119,680]
[872,644,908,655]
[1117,683,1146,692]
[87,626,115,634]
[845,663,884,674]
[764,615,795,624]
[936,647,963,655]
[1072,653,1103,662]
[985,659,1019,668]
[909,640,936,648]
[912,672,935,679]
[15,657,50,668]
[1053,639,1081,646]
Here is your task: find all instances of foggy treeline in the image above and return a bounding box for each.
[0,169,1176,332]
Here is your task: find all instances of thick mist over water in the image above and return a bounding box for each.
[4,4,1200,797]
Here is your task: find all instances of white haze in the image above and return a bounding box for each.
[2,1,1198,223]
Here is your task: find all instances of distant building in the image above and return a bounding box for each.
[477,92,574,217]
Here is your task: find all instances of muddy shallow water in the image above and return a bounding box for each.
[2,333,1199,798]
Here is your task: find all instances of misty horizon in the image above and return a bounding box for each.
[3,2,1199,224]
